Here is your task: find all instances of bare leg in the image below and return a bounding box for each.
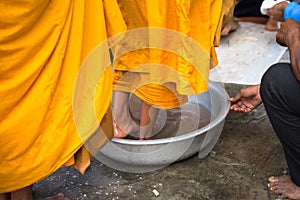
[11,185,33,200]
[139,101,159,140]
[6,185,69,200]
[268,176,300,199]
[221,18,239,36]
[0,193,10,200]
[112,91,139,138]
[261,64,300,200]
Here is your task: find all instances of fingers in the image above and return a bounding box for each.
[242,101,256,110]
[229,93,248,112]
[267,2,288,22]
[229,85,261,113]
[229,86,258,103]
[230,101,252,113]
[229,92,242,103]
[230,105,252,113]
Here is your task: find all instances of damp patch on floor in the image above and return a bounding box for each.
[209,22,287,85]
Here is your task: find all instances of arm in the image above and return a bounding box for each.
[269,2,300,81]
[268,2,300,23]
[287,23,300,82]
[276,18,300,81]
[268,1,289,22]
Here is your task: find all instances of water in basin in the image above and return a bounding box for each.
[125,95,212,140]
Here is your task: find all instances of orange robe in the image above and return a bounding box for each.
[112,0,222,109]
[0,0,125,193]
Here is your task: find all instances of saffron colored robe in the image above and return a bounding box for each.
[0,0,125,193]
[112,0,222,109]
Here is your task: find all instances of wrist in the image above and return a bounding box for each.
[256,84,262,102]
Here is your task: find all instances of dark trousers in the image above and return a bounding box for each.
[234,0,266,18]
[260,63,300,186]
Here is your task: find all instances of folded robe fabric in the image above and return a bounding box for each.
[0,0,126,193]
[112,0,223,109]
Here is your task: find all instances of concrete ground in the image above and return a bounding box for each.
[33,23,290,200]
[33,106,288,200]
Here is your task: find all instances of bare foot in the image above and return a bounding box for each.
[113,118,164,139]
[113,91,140,138]
[10,185,33,200]
[36,193,70,200]
[221,19,239,36]
[265,18,278,31]
[113,119,139,138]
[268,176,300,199]
[113,120,130,138]
[43,193,70,200]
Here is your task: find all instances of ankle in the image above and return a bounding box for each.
[0,193,10,200]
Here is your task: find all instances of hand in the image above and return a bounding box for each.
[267,1,289,22]
[276,18,300,47]
[277,18,300,81]
[229,85,262,113]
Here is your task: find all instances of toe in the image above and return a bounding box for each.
[44,193,65,200]
[113,122,128,138]
[268,176,278,183]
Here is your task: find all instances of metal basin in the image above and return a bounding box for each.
[96,81,230,173]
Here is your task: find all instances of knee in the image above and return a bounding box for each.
[260,63,293,101]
